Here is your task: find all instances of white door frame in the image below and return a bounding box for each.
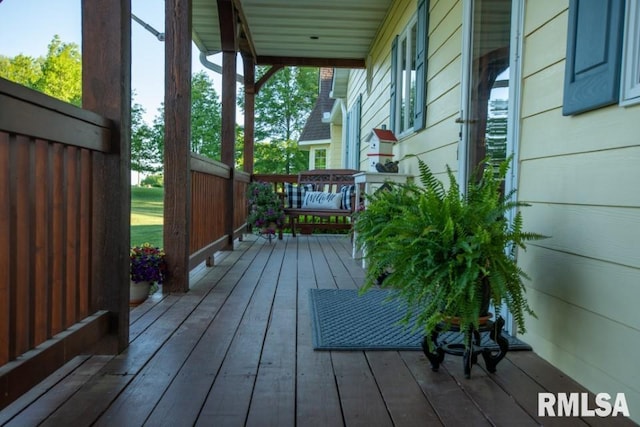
[457,0,474,193]
[459,0,525,334]
[505,0,524,212]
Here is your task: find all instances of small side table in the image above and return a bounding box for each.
[352,172,413,266]
[422,316,509,379]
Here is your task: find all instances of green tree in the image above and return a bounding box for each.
[191,71,222,158]
[235,125,245,170]
[254,140,308,174]
[149,105,166,167]
[145,72,225,170]
[240,66,318,174]
[36,36,82,105]
[131,99,162,176]
[0,35,81,106]
[0,54,42,89]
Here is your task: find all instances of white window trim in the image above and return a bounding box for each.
[313,147,327,169]
[394,15,418,137]
[620,0,640,106]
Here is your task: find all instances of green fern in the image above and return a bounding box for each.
[354,155,547,349]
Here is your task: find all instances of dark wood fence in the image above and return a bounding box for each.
[233,170,250,235]
[0,78,252,407]
[0,79,113,405]
[189,155,248,269]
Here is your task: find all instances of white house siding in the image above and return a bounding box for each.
[348,0,464,178]
[518,0,640,421]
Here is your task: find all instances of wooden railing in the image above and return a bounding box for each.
[233,170,250,236]
[0,78,113,406]
[252,173,298,193]
[189,154,248,269]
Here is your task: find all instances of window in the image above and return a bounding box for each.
[390,0,429,134]
[620,0,640,106]
[314,149,327,169]
[402,20,417,133]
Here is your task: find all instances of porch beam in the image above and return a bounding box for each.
[242,52,255,174]
[232,0,258,61]
[218,0,237,249]
[164,0,192,293]
[218,0,237,52]
[81,0,131,353]
[255,65,284,94]
[256,56,365,69]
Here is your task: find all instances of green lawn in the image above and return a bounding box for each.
[131,186,163,248]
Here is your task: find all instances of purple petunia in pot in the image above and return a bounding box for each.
[130,243,167,284]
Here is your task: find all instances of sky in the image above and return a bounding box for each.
[0,0,233,124]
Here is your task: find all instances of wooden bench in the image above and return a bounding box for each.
[279,169,359,239]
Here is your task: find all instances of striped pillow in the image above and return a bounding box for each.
[340,184,356,210]
[284,183,313,208]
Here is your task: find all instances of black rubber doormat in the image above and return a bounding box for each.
[308,289,532,351]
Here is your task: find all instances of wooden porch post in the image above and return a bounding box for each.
[218,0,237,249]
[82,0,131,352]
[242,53,255,175]
[164,0,192,292]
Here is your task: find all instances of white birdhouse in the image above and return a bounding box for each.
[365,128,397,171]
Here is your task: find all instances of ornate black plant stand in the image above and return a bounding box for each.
[421,316,509,379]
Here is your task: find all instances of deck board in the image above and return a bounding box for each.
[245,238,297,427]
[332,351,394,426]
[399,351,491,426]
[1,356,103,426]
[196,238,281,426]
[1,234,636,427]
[295,236,345,427]
[366,351,442,426]
[149,239,273,426]
[440,356,539,426]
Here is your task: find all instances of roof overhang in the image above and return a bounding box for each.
[192,0,393,69]
[298,138,331,147]
[330,68,350,98]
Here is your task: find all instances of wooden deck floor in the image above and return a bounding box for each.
[0,234,636,427]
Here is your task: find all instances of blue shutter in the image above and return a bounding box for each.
[414,0,429,131]
[563,0,625,116]
[345,108,351,168]
[354,94,362,168]
[345,95,362,169]
[389,36,399,132]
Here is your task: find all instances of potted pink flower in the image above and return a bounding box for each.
[247,181,285,235]
[130,243,167,305]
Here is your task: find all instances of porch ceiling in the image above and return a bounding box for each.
[192,0,393,68]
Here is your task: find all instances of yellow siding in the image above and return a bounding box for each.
[519,1,640,420]
[347,0,640,420]
[349,0,463,177]
[329,123,343,168]
[523,0,567,36]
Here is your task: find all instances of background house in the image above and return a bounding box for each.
[298,68,344,169]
